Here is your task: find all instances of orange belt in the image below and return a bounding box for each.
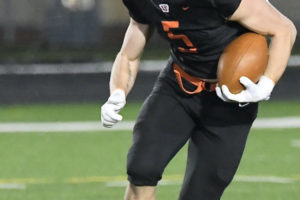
[173,63,217,95]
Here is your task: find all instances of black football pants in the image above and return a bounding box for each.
[126,62,258,200]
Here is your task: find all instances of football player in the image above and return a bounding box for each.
[101,0,297,199]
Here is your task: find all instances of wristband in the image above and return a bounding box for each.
[258,75,275,94]
[109,89,126,102]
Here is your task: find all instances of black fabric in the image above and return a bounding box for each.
[122,0,248,78]
[210,0,242,18]
[122,0,152,24]
[179,125,252,199]
[127,92,195,186]
[127,60,258,199]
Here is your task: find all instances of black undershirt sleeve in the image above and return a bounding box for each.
[210,0,242,19]
[122,0,150,24]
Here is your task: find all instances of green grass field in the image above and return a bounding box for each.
[0,101,299,200]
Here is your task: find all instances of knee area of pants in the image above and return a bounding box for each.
[127,161,162,186]
[215,168,236,186]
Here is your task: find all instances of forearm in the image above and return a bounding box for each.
[109,52,140,96]
[108,19,150,96]
[264,26,297,83]
[101,19,150,127]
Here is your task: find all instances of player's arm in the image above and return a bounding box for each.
[101,19,151,128]
[230,0,297,83]
[110,18,151,95]
[218,0,297,103]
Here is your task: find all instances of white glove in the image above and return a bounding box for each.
[216,76,275,103]
[101,89,126,128]
[216,84,230,102]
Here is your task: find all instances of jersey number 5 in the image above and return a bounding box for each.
[161,21,197,53]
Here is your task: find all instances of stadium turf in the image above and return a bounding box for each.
[0,101,299,200]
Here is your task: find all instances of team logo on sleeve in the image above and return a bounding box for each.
[159,4,169,13]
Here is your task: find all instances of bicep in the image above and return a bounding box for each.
[229,0,293,36]
[120,18,151,61]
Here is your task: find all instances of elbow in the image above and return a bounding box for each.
[290,22,297,44]
[273,20,297,45]
[284,20,298,44]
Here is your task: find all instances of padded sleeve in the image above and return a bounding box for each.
[210,0,242,19]
[122,0,151,24]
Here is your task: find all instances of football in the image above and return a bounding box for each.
[217,32,269,94]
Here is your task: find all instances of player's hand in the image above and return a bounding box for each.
[101,89,126,128]
[217,76,275,103]
[216,83,231,102]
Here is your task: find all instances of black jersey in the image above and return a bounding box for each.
[123,0,248,79]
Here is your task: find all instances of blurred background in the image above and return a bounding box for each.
[0,0,299,103]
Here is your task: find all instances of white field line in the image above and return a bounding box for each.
[0,175,296,189]
[106,180,182,187]
[0,117,299,133]
[234,175,294,184]
[0,55,299,75]
[0,60,166,75]
[0,183,26,190]
[288,55,300,67]
[253,117,300,129]
[0,121,134,133]
[106,175,296,187]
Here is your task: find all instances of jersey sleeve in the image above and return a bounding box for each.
[122,0,151,24]
[210,0,242,19]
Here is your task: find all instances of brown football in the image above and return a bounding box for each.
[217,32,269,94]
